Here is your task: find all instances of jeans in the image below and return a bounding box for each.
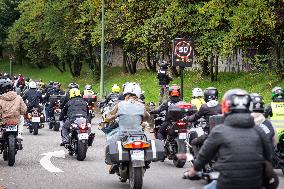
[203,180,217,189]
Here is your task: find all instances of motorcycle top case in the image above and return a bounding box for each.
[107,141,130,164]
[167,102,196,121]
[145,139,165,162]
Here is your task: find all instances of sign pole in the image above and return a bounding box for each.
[99,0,105,99]
[180,66,184,100]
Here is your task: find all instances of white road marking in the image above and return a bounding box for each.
[40,150,65,173]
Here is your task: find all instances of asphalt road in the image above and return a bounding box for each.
[0,117,284,189]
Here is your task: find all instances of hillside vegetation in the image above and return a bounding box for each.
[1,60,283,103]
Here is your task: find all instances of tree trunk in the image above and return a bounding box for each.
[210,55,214,82]
[202,60,210,76]
[0,46,3,60]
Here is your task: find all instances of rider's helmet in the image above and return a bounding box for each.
[272,86,284,100]
[85,84,92,90]
[250,93,264,113]
[204,87,218,102]
[222,89,251,115]
[111,84,121,93]
[159,60,169,69]
[192,88,204,98]
[69,88,81,98]
[0,78,13,95]
[29,81,37,89]
[68,82,79,89]
[26,77,30,82]
[123,82,142,98]
[169,84,181,97]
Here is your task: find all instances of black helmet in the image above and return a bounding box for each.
[0,78,13,95]
[222,89,251,115]
[204,87,218,102]
[159,60,169,69]
[68,82,79,89]
[250,93,264,113]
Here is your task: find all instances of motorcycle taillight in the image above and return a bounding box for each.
[176,121,187,129]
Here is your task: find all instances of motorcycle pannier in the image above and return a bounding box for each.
[145,139,165,162]
[106,141,129,164]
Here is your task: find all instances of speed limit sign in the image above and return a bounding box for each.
[172,38,193,67]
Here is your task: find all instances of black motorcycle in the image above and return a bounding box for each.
[164,102,196,168]
[26,107,45,135]
[0,122,22,166]
[106,132,165,189]
[48,95,64,131]
[65,117,94,161]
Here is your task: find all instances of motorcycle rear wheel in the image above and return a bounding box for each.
[77,140,87,161]
[53,122,60,131]
[8,135,16,166]
[173,156,186,168]
[33,123,39,135]
[129,164,143,189]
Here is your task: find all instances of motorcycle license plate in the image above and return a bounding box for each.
[32,117,41,123]
[78,133,89,140]
[6,126,17,132]
[179,133,187,139]
[131,150,144,161]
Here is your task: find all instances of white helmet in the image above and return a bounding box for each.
[29,81,37,89]
[123,82,142,98]
[192,88,204,98]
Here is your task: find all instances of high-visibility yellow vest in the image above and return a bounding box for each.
[270,101,284,138]
[190,98,206,110]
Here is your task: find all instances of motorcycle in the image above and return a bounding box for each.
[83,94,97,120]
[106,132,165,189]
[65,117,94,161]
[48,95,64,131]
[0,122,22,166]
[26,107,45,135]
[164,102,196,168]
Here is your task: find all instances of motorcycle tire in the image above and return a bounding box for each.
[49,122,53,129]
[129,163,143,189]
[77,140,88,161]
[33,123,39,135]
[173,156,186,168]
[8,135,16,166]
[53,122,60,131]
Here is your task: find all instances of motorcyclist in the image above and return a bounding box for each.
[45,82,65,120]
[190,88,205,111]
[0,78,27,141]
[264,87,284,152]
[59,88,88,146]
[105,82,150,172]
[60,82,79,109]
[183,87,222,156]
[150,84,183,140]
[22,81,43,113]
[83,84,95,96]
[117,82,129,101]
[100,84,120,108]
[250,93,277,147]
[184,89,274,189]
[157,61,172,102]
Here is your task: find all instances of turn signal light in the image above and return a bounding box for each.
[123,141,150,149]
